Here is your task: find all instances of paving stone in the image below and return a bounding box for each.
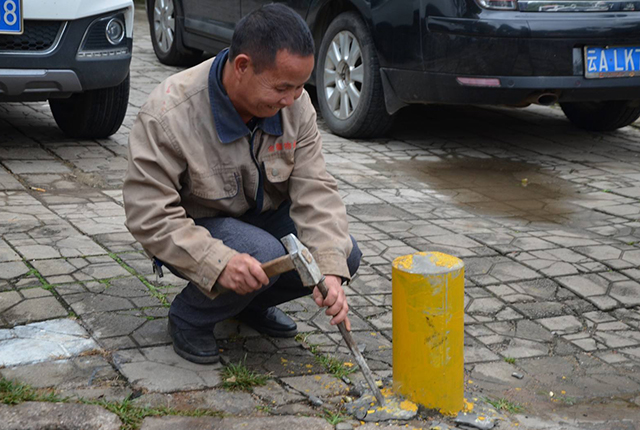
[253,379,306,406]
[0,261,29,280]
[556,274,617,303]
[464,337,500,363]
[134,389,258,415]
[465,256,540,285]
[0,318,98,366]
[66,293,135,315]
[0,239,20,262]
[281,373,348,397]
[537,315,583,334]
[3,160,72,174]
[0,402,121,430]
[115,345,222,392]
[1,295,67,326]
[517,248,604,276]
[140,416,332,430]
[0,355,117,389]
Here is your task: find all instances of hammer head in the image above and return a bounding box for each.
[281,234,323,287]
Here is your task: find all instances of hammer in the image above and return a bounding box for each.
[261,234,386,406]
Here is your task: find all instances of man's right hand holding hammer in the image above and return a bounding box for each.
[218,253,352,331]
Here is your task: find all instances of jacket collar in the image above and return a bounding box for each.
[208,48,283,144]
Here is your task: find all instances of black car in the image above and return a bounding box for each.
[146,0,640,138]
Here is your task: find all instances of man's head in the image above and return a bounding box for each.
[225,4,315,120]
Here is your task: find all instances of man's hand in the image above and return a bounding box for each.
[218,254,269,295]
[313,275,351,331]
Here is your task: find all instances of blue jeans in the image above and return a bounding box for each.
[168,202,362,330]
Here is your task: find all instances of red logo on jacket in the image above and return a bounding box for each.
[268,141,296,152]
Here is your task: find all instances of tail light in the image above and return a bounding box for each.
[475,0,518,10]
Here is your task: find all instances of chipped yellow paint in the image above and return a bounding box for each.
[392,252,464,415]
[462,398,474,413]
[366,387,420,419]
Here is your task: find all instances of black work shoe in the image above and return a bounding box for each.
[168,317,220,364]
[237,306,298,338]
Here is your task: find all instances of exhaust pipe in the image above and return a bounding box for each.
[536,93,558,106]
[511,92,560,108]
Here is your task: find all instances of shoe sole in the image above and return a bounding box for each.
[172,343,220,364]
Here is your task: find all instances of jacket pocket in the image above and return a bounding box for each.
[189,169,239,200]
[264,156,294,184]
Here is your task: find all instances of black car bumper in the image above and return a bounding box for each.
[380,12,640,111]
[0,11,132,101]
[382,68,640,109]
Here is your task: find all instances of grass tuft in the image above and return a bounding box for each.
[485,397,524,414]
[1,378,222,430]
[295,334,357,379]
[0,378,64,405]
[221,359,269,392]
[323,408,348,425]
[503,357,516,364]
[86,395,223,430]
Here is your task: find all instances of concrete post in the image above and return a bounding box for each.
[392,251,465,415]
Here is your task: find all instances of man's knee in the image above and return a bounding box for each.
[347,235,362,277]
[250,233,286,264]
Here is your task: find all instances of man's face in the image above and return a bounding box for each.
[237,49,314,119]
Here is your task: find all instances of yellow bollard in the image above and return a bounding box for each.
[392,251,464,415]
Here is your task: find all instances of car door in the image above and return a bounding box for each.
[182,0,241,47]
[241,0,309,20]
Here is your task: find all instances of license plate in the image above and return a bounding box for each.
[584,46,640,79]
[0,0,22,35]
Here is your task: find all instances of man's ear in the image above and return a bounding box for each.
[233,54,252,79]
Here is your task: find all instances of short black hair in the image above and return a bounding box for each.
[229,3,314,73]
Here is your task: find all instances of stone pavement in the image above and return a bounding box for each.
[1,6,640,430]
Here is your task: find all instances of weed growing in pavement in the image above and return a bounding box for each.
[322,408,348,425]
[485,397,524,414]
[503,357,516,364]
[86,395,223,430]
[221,358,269,392]
[256,404,273,413]
[0,378,222,430]
[0,378,64,405]
[313,351,356,380]
[295,334,357,379]
[108,252,170,307]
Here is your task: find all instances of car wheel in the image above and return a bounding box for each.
[316,12,394,138]
[148,0,201,66]
[49,75,130,139]
[560,100,640,132]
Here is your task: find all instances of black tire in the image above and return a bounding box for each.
[148,0,201,67]
[560,100,640,132]
[316,12,394,138]
[49,75,130,139]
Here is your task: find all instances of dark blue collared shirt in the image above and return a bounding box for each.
[208,48,283,144]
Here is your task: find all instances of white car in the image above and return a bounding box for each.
[0,0,134,138]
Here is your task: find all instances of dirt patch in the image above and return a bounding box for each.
[71,169,107,188]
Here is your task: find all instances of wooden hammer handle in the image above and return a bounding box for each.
[261,255,295,278]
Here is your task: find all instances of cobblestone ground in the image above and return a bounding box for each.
[1,8,640,430]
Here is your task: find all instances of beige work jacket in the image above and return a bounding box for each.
[123,56,352,298]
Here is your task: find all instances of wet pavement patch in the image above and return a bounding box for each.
[367,157,585,221]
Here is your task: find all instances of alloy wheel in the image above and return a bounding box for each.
[153,0,175,54]
[323,31,364,120]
